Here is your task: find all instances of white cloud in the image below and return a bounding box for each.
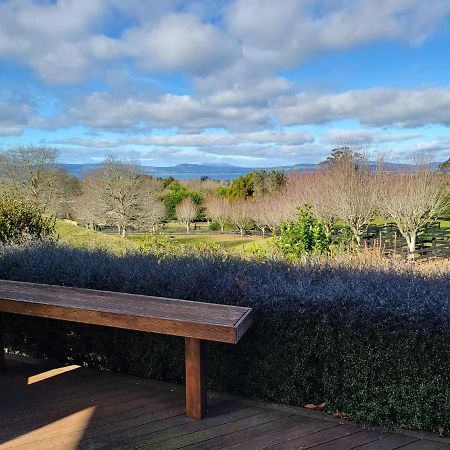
[63,91,272,132]
[226,0,450,68]
[204,76,292,108]
[0,97,35,136]
[276,86,450,127]
[416,137,450,151]
[190,144,319,160]
[123,13,238,75]
[132,130,313,147]
[0,2,237,83]
[323,129,422,146]
[3,0,448,85]
[51,130,313,148]
[0,0,113,83]
[60,84,450,134]
[415,137,450,161]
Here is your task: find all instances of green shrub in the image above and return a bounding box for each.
[276,206,331,258]
[208,221,220,231]
[227,173,254,200]
[163,184,202,221]
[1,242,449,435]
[137,233,222,257]
[0,197,55,245]
[137,233,175,255]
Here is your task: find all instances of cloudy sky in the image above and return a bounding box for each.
[1,0,450,166]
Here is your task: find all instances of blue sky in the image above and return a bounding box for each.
[0,0,449,166]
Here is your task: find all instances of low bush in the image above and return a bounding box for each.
[0,197,55,245]
[208,221,221,231]
[276,206,331,258]
[0,242,449,434]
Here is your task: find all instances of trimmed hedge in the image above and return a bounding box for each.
[0,242,449,434]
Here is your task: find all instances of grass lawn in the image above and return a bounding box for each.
[55,219,268,254]
[55,219,137,254]
[373,216,450,229]
[128,233,269,253]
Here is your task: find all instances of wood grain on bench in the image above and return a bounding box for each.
[0,280,252,343]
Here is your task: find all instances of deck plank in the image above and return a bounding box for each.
[310,429,390,449]
[396,441,450,449]
[262,425,364,449]
[2,378,167,423]
[355,433,419,449]
[142,410,289,450]
[1,357,448,450]
[115,403,266,449]
[178,414,305,450]
[218,420,341,449]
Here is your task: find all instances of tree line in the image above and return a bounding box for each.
[205,148,449,257]
[0,145,448,257]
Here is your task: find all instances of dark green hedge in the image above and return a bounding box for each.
[1,242,449,434]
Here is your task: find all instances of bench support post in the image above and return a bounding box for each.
[185,337,206,420]
[0,313,5,372]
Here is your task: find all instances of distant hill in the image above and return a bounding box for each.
[60,161,443,180]
[59,163,257,180]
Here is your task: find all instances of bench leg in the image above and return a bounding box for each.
[185,337,206,420]
[0,313,5,373]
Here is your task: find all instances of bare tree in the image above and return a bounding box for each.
[248,193,289,236]
[0,145,73,213]
[135,177,165,233]
[286,171,337,233]
[75,156,153,237]
[43,169,80,219]
[100,157,146,237]
[228,199,250,236]
[205,195,230,232]
[325,156,379,245]
[267,188,302,231]
[248,196,269,236]
[176,197,197,234]
[75,175,105,230]
[380,165,449,257]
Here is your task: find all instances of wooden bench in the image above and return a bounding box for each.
[0,280,253,420]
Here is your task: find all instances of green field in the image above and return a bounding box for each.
[158,221,237,233]
[372,216,450,229]
[55,220,137,253]
[128,232,267,252]
[55,219,267,254]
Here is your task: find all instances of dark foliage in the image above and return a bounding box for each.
[0,197,55,245]
[163,183,202,221]
[1,242,449,434]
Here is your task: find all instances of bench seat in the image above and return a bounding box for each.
[0,279,253,419]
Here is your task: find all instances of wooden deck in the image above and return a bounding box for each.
[1,356,449,450]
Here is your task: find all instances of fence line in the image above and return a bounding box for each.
[362,222,450,260]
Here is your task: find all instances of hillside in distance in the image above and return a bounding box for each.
[60,161,440,180]
[61,162,316,180]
